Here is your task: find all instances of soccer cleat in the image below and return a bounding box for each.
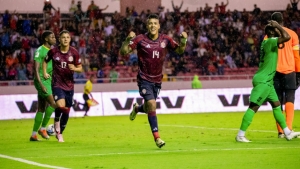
[235,136,251,143]
[38,129,50,139]
[129,103,139,121]
[54,121,61,134]
[29,135,40,141]
[285,131,300,141]
[56,134,64,142]
[278,133,285,138]
[155,138,165,148]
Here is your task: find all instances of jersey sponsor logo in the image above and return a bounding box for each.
[160,42,166,48]
[146,44,150,48]
[68,56,74,62]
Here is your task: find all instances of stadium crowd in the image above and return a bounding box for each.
[0,0,299,83]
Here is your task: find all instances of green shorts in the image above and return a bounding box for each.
[34,78,52,98]
[250,83,278,106]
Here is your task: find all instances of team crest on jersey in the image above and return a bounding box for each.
[129,41,133,45]
[160,42,166,48]
[55,57,60,61]
[35,52,39,58]
[68,56,74,62]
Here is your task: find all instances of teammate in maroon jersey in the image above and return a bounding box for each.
[43,30,83,142]
[120,14,187,148]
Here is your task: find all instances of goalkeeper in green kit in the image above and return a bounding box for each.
[235,20,300,142]
[30,31,58,141]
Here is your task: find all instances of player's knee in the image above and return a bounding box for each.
[57,107,70,114]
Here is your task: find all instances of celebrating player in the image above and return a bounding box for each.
[30,30,57,141]
[120,14,187,148]
[270,12,300,138]
[43,30,83,142]
[235,21,300,142]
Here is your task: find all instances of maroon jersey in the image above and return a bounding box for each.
[45,46,81,90]
[129,33,179,83]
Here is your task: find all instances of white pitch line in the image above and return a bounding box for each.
[160,124,276,133]
[26,146,300,159]
[0,154,70,169]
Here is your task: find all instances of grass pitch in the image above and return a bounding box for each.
[0,111,300,169]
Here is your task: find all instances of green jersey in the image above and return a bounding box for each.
[253,37,278,85]
[34,45,52,79]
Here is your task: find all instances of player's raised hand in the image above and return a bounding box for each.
[268,20,280,28]
[181,31,188,39]
[126,31,136,41]
[68,64,76,71]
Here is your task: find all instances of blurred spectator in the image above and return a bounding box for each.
[290,0,299,12]
[252,4,261,17]
[2,10,10,28]
[96,67,104,83]
[69,0,78,16]
[95,5,109,30]
[128,50,138,66]
[207,61,217,75]
[191,75,202,89]
[7,65,17,80]
[78,34,87,55]
[109,66,119,83]
[43,0,56,15]
[16,63,28,85]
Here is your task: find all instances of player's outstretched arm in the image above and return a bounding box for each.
[120,31,135,55]
[175,31,188,54]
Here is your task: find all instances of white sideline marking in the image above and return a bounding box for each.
[0,154,70,169]
[160,124,276,133]
[27,146,300,158]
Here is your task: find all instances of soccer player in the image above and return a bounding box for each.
[77,74,95,117]
[120,14,187,148]
[270,12,300,138]
[43,30,83,142]
[30,30,57,141]
[235,20,300,142]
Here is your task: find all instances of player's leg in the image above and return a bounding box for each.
[236,84,269,142]
[141,81,164,148]
[83,93,89,116]
[58,90,74,139]
[273,72,285,136]
[283,72,296,131]
[129,81,147,121]
[52,87,65,136]
[30,94,46,141]
[40,80,57,134]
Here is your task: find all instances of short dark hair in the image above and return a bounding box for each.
[271,12,283,24]
[59,30,70,37]
[264,25,275,35]
[147,14,159,20]
[41,30,53,43]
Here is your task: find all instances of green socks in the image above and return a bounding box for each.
[32,112,44,132]
[41,106,55,128]
[273,106,287,129]
[239,108,255,131]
